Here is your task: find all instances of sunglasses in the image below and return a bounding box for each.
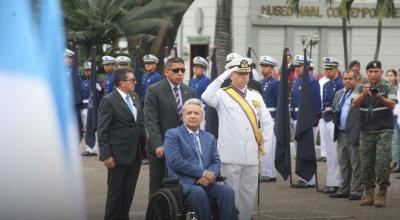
[168,68,186,73]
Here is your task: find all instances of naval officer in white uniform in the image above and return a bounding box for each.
[202,57,273,220]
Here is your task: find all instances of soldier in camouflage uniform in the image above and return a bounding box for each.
[351,60,397,207]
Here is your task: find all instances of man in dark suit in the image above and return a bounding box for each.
[144,57,196,195]
[97,68,146,220]
[330,70,363,200]
[164,98,236,220]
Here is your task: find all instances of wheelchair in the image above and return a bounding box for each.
[145,177,227,220]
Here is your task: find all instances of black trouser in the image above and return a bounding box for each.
[149,153,167,196]
[104,159,141,220]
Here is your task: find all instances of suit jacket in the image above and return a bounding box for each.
[97,89,146,164]
[332,88,360,145]
[164,125,221,185]
[144,79,196,154]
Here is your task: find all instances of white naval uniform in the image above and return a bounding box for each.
[320,77,341,187]
[202,68,273,220]
[318,76,329,158]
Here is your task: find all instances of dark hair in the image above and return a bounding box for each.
[343,69,355,78]
[165,57,184,70]
[114,68,134,87]
[349,60,360,68]
[386,69,397,77]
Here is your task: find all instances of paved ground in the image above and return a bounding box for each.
[82,144,400,220]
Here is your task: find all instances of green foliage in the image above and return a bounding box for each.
[62,0,189,48]
[376,0,396,19]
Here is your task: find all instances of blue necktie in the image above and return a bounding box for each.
[125,95,136,120]
[191,133,203,168]
[339,90,350,110]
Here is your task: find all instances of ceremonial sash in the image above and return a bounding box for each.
[224,87,266,155]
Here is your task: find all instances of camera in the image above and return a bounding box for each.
[370,83,379,95]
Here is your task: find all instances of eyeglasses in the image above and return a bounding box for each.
[124,78,136,82]
[343,77,354,80]
[168,68,185,73]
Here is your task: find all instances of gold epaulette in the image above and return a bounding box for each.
[222,86,231,90]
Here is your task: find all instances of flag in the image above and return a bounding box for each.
[205,47,219,137]
[0,0,86,219]
[294,50,317,182]
[274,48,291,180]
[72,48,84,139]
[85,47,100,148]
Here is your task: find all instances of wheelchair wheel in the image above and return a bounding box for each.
[146,188,182,220]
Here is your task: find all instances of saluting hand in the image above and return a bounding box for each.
[104,157,115,169]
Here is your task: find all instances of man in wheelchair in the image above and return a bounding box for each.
[163,98,236,220]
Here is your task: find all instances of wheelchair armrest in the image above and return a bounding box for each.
[216,176,226,182]
[162,177,180,185]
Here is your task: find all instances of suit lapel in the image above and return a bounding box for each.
[113,90,135,121]
[198,130,207,161]
[162,79,180,117]
[180,126,200,158]
[181,85,191,103]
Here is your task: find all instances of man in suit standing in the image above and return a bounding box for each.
[164,98,236,220]
[97,68,146,220]
[144,57,196,195]
[329,70,363,200]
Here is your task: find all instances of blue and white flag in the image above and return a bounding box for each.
[0,1,86,219]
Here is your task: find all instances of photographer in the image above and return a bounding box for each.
[352,60,397,207]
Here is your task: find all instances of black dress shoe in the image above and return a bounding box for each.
[348,194,362,200]
[319,186,338,194]
[260,176,277,182]
[329,193,349,198]
[292,180,315,188]
[396,176,400,179]
[317,157,327,162]
[81,151,97,156]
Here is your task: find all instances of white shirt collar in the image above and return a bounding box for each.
[185,126,199,135]
[116,87,129,99]
[167,79,181,90]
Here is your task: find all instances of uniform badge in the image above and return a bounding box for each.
[238,60,251,72]
[252,100,261,110]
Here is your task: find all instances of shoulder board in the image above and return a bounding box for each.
[248,88,260,94]
[222,86,231,90]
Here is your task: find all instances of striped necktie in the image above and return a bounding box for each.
[173,86,182,119]
[191,133,203,168]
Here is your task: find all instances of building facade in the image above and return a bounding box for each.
[176,0,400,80]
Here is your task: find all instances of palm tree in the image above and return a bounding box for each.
[62,0,193,58]
[214,0,233,74]
[374,0,395,60]
[287,0,353,68]
[338,0,353,68]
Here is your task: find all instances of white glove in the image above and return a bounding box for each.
[217,67,238,82]
[96,83,102,91]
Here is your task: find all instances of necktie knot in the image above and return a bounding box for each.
[173,86,179,92]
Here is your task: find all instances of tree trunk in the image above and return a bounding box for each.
[374,18,382,60]
[341,17,348,69]
[214,0,232,75]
